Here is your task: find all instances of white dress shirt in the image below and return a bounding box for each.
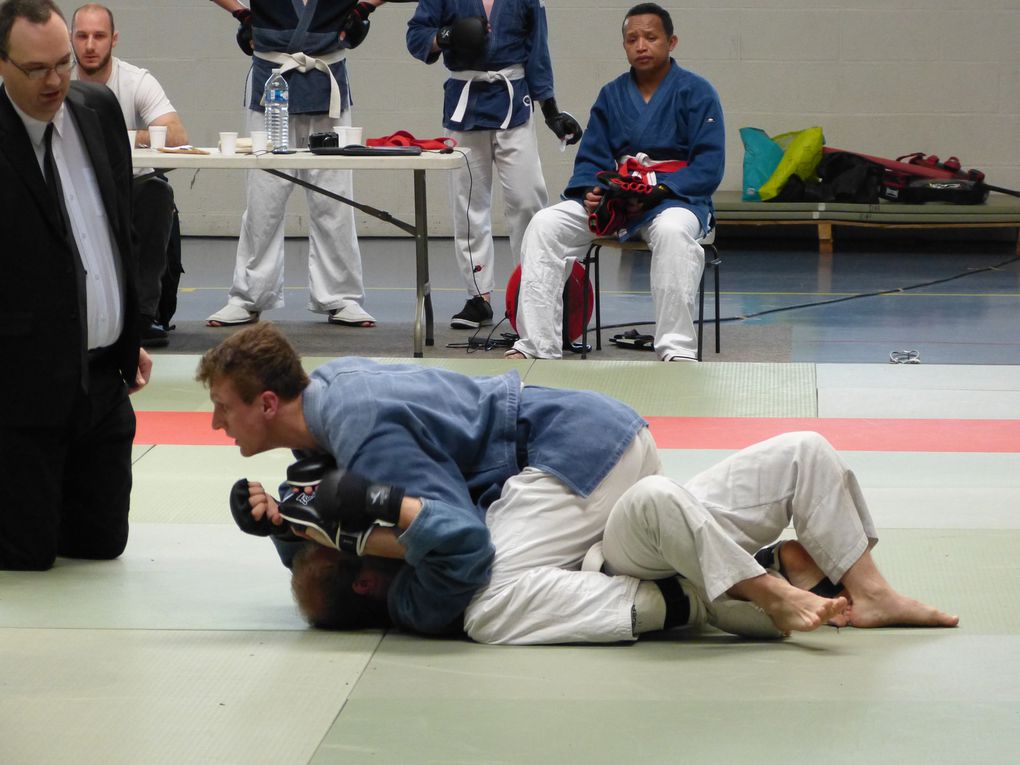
[11,99,124,350]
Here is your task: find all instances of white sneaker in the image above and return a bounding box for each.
[327,303,376,327]
[207,303,259,327]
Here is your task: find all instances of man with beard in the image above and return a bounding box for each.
[72,3,188,348]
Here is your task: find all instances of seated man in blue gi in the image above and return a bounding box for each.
[508,3,724,362]
[197,323,957,642]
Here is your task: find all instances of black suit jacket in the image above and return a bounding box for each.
[0,81,139,428]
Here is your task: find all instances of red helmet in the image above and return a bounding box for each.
[505,262,593,342]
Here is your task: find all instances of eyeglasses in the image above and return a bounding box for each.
[5,57,75,80]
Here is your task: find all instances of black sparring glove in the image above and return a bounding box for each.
[277,455,406,555]
[229,477,299,540]
[437,16,489,58]
[588,193,628,236]
[596,170,672,207]
[338,1,375,49]
[232,8,253,56]
[541,98,583,145]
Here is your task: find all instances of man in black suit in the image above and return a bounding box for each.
[0,0,152,570]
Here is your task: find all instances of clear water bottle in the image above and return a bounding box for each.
[264,68,289,153]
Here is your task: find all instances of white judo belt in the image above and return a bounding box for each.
[449,64,525,130]
[256,49,347,120]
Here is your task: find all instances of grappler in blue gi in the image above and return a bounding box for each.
[508,3,725,362]
[198,324,958,643]
[407,0,583,329]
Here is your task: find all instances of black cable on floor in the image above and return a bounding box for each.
[597,252,1020,331]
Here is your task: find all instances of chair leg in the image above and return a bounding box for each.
[710,245,721,354]
[581,244,594,360]
[697,267,705,362]
[593,246,602,351]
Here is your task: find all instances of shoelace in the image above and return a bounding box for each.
[889,349,921,364]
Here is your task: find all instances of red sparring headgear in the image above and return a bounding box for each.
[505,262,593,343]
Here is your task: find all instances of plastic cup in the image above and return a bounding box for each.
[219,131,239,155]
[250,130,268,153]
[148,125,167,150]
[346,126,364,145]
[127,130,137,149]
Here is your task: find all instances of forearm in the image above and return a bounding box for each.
[209,0,246,13]
[140,114,188,148]
[360,495,422,558]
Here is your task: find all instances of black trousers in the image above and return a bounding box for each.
[133,175,176,320]
[0,358,135,570]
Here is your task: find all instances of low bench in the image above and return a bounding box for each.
[712,190,1020,255]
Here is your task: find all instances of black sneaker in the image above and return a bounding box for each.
[140,317,169,348]
[451,296,494,329]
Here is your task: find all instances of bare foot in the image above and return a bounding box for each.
[731,574,847,634]
[845,588,959,628]
[774,541,852,627]
[777,541,826,591]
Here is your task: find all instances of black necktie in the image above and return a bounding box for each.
[44,122,90,374]
[43,122,72,237]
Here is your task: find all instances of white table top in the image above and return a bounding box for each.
[131,147,465,171]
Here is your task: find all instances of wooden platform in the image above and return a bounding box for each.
[713,190,1020,255]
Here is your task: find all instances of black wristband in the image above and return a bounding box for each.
[232,8,251,22]
[540,98,559,121]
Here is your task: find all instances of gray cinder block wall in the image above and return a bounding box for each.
[53,1,1020,236]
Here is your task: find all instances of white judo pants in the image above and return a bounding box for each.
[511,200,705,361]
[464,431,876,645]
[447,118,548,297]
[226,110,367,314]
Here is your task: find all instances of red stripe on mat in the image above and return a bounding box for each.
[646,417,1020,453]
[137,411,1020,453]
[135,412,231,446]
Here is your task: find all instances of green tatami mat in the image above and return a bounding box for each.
[0,524,301,630]
[522,360,817,417]
[131,445,293,524]
[131,354,216,412]
[319,658,1017,765]
[817,363,1020,419]
[0,628,379,765]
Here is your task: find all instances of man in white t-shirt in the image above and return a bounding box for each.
[72,2,188,347]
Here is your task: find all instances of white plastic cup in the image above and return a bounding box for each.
[250,130,268,153]
[148,125,167,150]
[219,131,239,155]
[335,126,364,146]
[127,130,138,149]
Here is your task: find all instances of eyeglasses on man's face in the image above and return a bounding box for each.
[5,56,75,80]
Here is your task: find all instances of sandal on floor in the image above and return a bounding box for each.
[609,329,655,350]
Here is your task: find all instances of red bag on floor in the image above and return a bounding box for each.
[505,262,593,343]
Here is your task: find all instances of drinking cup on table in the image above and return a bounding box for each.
[127,130,138,149]
[148,125,167,150]
[219,131,239,155]
[345,126,364,145]
[250,130,268,153]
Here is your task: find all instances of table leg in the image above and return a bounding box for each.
[413,169,434,356]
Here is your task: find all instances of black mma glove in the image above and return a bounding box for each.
[541,98,583,145]
[229,477,299,540]
[437,16,489,58]
[596,170,672,207]
[277,455,406,555]
[232,8,253,56]
[338,1,375,49]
